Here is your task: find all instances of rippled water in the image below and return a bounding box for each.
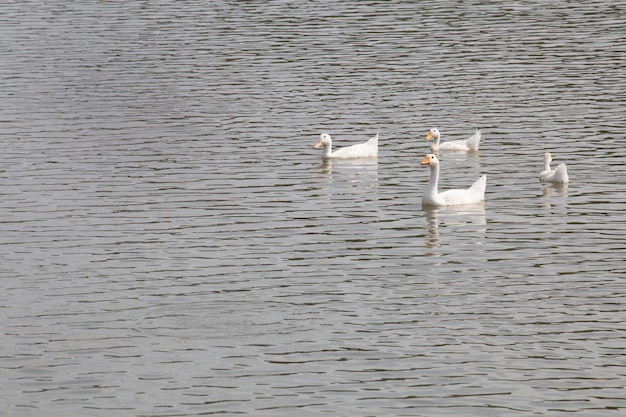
[2,1,626,416]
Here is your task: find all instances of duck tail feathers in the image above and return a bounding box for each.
[466,128,481,151]
[555,163,569,182]
[470,174,487,194]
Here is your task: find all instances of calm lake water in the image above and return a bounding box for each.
[1,1,625,416]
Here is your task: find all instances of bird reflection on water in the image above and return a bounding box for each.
[423,204,487,249]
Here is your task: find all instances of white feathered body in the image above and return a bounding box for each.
[540,152,569,183]
[315,133,378,159]
[421,154,486,207]
[428,128,481,152]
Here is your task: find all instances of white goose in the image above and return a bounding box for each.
[426,128,481,152]
[539,152,569,183]
[421,154,486,207]
[314,133,378,159]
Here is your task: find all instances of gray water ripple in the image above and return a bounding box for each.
[2,1,626,416]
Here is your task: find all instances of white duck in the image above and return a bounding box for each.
[539,152,569,183]
[421,154,486,207]
[426,128,481,152]
[314,133,378,159]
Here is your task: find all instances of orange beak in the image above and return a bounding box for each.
[425,132,433,140]
[421,155,431,165]
[313,139,323,149]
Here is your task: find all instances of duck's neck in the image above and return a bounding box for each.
[426,163,440,198]
[543,159,552,172]
[321,142,333,158]
[430,134,440,153]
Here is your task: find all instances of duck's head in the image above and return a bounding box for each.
[314,133,332,149]
[425,128,440,141]
[543,152,553,164]
[421,154,439,167]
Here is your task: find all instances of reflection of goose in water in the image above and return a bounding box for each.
[541,182,569,212]
[542,182,568,198]
[317,158,333,175]
[424,208,441,249]
[423,205,486,249]
[315,158,378,177]
[313,158,379,203]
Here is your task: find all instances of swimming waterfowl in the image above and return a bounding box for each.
[421,154,486,207]
[426,128,481,152]
[314,133,378,159]
[539,152,569,183]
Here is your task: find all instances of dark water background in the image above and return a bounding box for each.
[1,1,625,416]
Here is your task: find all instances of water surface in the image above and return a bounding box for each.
[1,1,625,416]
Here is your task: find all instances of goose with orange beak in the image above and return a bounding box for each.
[426,128,481,152]
[314,133,378,159]
[421,154,486,207]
